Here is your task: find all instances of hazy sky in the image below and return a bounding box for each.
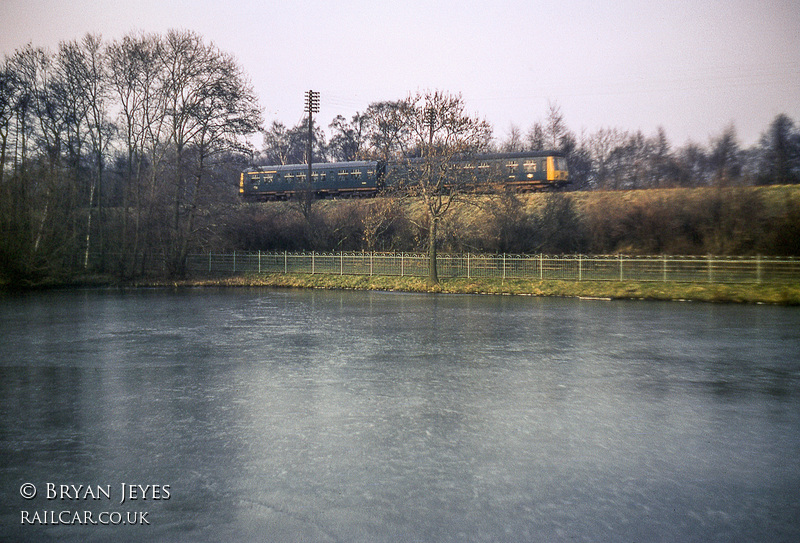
[2,0,798,147]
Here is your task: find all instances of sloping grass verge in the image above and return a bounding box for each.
[157,274,800,305]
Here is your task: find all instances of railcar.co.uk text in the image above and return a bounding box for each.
[18,482,170,526]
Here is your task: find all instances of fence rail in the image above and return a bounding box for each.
[183,252,800,285]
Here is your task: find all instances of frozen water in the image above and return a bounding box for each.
[1,288,799,541]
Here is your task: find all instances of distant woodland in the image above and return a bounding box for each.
[2,31,799,282]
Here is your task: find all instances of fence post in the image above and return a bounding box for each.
[312,252,315,275]
[284,251,287,274]
[502,254,506,281]
[233,251,236,274]
[258,250,261,274]
[619,253,623,281]
[401,253,404,277]
[756,255,761,284]
[662,254,667,282]
[540,254,543,280]
[707,255,713,283]
[467,253,471,279]
[578,254,582,281]
[341,252,344,276]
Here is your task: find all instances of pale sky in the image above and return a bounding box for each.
[2,0,799,147]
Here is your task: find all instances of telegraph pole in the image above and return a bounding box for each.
[423,104,438,286]
[304,90,320,185]
[424,105,436,154]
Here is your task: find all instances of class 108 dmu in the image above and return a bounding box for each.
[240,150,568,201]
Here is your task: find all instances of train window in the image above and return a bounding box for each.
[506,161,518,175]
[524,160,538,172]
[478,162,490,169]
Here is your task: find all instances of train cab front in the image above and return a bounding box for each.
[547,155,569,185]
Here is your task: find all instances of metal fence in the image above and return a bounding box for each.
[184,252,800,285]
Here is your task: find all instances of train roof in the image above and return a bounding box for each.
[470,150,565,160]
[394,150,566,166]
[245,160,378,173]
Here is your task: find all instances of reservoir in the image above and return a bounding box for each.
[1,288,799,542]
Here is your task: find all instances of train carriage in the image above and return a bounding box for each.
[240,161,385,200]
[240,151,567,201]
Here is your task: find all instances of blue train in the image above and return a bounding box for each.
[240,151,569,201]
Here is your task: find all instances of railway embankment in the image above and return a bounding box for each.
[231,185,800,257]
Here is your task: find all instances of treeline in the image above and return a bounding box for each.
[2,30,799,282]
[0,31,261,281]
[265,102,800,190]
[226,187,800,257]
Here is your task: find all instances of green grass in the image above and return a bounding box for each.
[159,273,800,305]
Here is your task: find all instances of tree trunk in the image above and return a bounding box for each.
[83,181,96,269]
[427,217,439,286]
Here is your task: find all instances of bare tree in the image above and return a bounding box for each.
[261,121,292,165]
[0,57,26,279]
[361,100,408,161]
[674,140,710,187]
[543,101,568,150]
[758,114,800,185]
[159,29,261,275]
[392,90,492,286]
[59,33,114,269]
[536,193,585,253]
[1,46,75,279]
[12,45,72,256]
[526,122,546,151]
[500,124,525,152]
[478,191,535,253]
[584,127,627,189]
[261,118,325,166]
[649,126,676,188]
[361,198,404,251]
[0,57,17,185]
[328,113,366,162]
[624,130,651,190]
[709,124,742,186]
[108,32,165,274]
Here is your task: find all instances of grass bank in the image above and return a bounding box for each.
[155,273,800,305]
